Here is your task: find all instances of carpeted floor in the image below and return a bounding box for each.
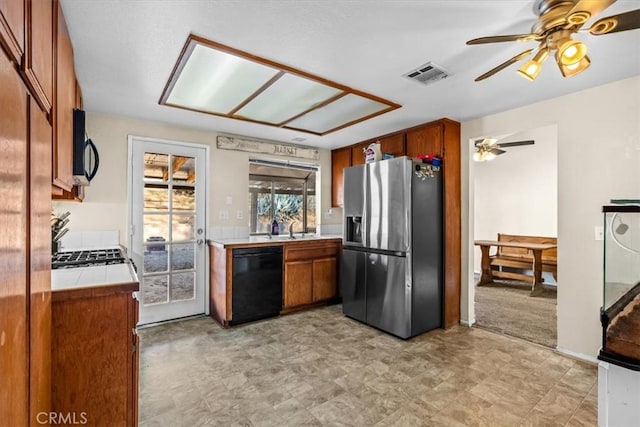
[474,280,557,348]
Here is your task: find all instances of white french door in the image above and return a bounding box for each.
[129,136,208,325]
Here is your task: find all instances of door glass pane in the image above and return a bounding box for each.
[171,272,195,301]
[143,275,168,305]
[144,244,168,273]
[172,186,195,211]
[172,214,195,241]
[144,153,169,182]
[171,243,195,270]
[144,214,169,241]
[172,156,195,183]
[144,185,169,211]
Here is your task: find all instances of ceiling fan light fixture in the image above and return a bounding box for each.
[559,54,591,77]
[517,47,549,81]
[473,149,496,162]
[557,39,588,66]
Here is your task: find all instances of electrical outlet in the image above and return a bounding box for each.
[595,226,604,241]
[236,210,243,219]
[219,210,229,220]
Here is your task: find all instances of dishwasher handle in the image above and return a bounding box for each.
[232,246,283,257]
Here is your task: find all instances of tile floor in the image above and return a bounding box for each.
[138,305,597,426]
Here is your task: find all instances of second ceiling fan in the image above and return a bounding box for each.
[473,138,535,162]
[467,0,640,81]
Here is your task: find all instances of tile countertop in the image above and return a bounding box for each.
[51,263,139,291]
[209,234,343,248]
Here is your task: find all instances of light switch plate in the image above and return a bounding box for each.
[225,196,233,205]
[595,226,604,241]
[236,210,243,219]
[219,210,229,220]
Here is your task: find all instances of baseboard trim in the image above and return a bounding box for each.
[556,347,599,365]
[460,318,476,327]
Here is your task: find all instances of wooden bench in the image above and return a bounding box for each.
[490,233,557,283]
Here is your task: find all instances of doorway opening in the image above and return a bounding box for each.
[470,124,558,348]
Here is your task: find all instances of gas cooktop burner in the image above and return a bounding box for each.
[52,248,126,269]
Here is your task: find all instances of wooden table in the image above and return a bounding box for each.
[474,240,557,296]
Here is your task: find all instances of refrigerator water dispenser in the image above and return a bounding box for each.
[346,216,363,244]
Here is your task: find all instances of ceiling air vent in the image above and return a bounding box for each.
[403,62,450,86]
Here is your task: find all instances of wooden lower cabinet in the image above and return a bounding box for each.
[312,258,337,302]
[284,261,313,307]
[283,242,340,309]
[210,239,342,322]
[52,282,139,426]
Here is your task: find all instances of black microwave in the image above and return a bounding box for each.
[72,108,99,186]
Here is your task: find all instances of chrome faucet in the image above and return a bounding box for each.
[289,222,296,239]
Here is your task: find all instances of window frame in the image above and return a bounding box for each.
[249,173,315,235]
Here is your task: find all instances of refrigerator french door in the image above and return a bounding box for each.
[341,156,443,339]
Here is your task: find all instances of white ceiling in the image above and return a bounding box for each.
[60,0,640,150]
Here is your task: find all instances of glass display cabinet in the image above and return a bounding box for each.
[599,204,640,370]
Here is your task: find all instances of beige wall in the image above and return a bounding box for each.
[53,112,342,245]
[462,75,640,359]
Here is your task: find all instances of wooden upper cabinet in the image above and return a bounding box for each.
[52,1,75,192]
[331,147,351,207]
[0,0,25,64]
[24,0,54,113]
[406,123,443,158]
[350,143,367,166]
[379,134,405,157]
[75,77,82,108]
[52,78,84,201]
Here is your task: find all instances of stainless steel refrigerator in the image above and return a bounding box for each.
[340,156,442,339]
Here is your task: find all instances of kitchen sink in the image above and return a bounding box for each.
[258,234,318,241]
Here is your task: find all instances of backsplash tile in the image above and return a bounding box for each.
[60,230,119,250]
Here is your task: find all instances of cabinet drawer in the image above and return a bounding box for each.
[285,243,339,262]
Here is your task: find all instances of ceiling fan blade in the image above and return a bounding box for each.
[589,8,640,35]
[466,34,540,45]
[474,49,534,82]
[498,140,535,147]
[566,0,616,25]
[490,148,507,155]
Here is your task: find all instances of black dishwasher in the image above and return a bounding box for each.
[231,246,283,325]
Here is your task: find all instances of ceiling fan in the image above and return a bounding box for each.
[473,138,535,162]
[467,0,640,81]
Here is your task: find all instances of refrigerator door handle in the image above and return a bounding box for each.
[362,164,368,248]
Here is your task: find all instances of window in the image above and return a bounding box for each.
[248,161,316,234]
